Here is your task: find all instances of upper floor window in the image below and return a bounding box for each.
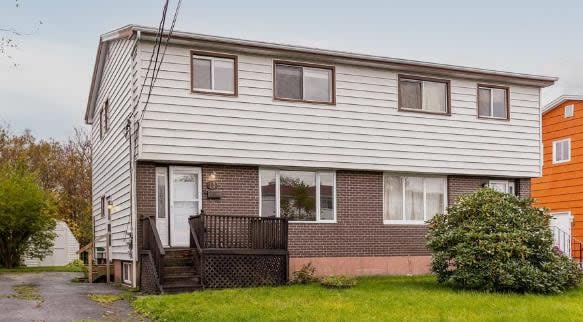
[383,175,446,225]
[99,99,109,139]
[274,61,334,104]
[191,51,237,96]
[478,85,509,120]
[398,75,449,115]
[565,104,574,118]
[553,138,571,164]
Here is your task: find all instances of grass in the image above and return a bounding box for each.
[88,294,124,304]
[0,284,44,303]
[0,265,83,273]
[133,276,583,322]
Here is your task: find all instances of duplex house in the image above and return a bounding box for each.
[84,25,555,292]
[532,96,583,262]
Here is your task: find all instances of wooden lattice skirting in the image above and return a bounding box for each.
[203,253,288,288]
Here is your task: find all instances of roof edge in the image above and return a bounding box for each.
[543,95,583,114]
[129,24,557,86]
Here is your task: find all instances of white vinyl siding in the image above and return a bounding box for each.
[552,138,571,164]
[136,42,542,178]
[91,38,137,261]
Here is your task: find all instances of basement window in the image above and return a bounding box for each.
[122,262,132,284]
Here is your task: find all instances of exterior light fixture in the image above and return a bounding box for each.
[207,171,218,190]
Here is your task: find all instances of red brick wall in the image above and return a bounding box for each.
[288,171,429,257]
[201,165,258,215]
[136,164,532,259]
[447,176,532,205]
[518,178,531,198]
[447,176,489,205]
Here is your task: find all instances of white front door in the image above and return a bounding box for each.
[155,167,169,247]
[551,212,572,257]
[170,167,202,247]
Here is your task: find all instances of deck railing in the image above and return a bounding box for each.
[190,214,288,250]
[188,213,288,288]
[142,216,165,289]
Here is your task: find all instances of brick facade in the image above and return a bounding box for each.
[448,176,531,205]
[288,171,429,257]
[201,164,259,215]
[135,162,532,277]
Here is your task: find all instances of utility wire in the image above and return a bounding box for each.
[137,0,169,124]
[139,0,182,124]
[152,0,182,85]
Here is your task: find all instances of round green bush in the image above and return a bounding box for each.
[427,188,583,294]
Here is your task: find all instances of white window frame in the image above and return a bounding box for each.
[192,54,236,95]
[383,175,448,225]
[122,262,132,284]
[274,62,334,104]
[155,167,168,219]
[565,104,574,118]
[259,169,336,223]
[488,180,516,195]
[478,86,509,120]
[552,138,571,164]
[400,78,448,113]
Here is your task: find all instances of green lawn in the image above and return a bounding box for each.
[133,276,583,322]
[0,265,83,273]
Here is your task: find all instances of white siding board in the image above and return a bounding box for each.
[136,43,542,177]
[91,38,135,261]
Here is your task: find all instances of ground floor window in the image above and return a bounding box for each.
[259,169,336,222]
[488,180,515,195]
[383,175,446,224]
[122,262,132,284]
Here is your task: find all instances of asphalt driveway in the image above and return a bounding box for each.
[0,272,143,321]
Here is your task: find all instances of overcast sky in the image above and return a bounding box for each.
[1,0,582,140]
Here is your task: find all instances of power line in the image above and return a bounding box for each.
[152,0,182,85]
[137,0,169,123]
[139,0,182,124]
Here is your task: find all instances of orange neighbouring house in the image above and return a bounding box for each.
[532,95,583,262]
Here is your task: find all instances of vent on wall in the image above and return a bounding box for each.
[565,104,574,118]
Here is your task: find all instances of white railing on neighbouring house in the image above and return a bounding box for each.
[551,226,572,258]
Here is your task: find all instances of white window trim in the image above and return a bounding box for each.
[552,138,571,164]
[259,169,337,223]
[478,86,508,119]
[192,54,235,94]
[565,104,574,118]
[155,167,168,219]
[383,174,448,225]
[488,180,516,195]
[122,262,132,284]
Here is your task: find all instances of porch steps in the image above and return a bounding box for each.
[161,248,202,293]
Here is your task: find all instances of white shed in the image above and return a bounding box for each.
[24,221,80,267]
